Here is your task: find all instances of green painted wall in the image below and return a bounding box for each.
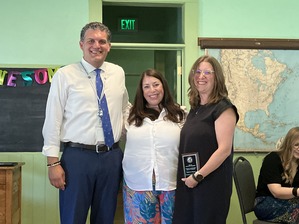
[199,0,299,39]
[0,0,88,66]
[1,0,298,223]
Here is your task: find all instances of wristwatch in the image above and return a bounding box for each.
[192,172,204,182]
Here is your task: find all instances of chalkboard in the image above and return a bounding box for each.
[0,67,54,152]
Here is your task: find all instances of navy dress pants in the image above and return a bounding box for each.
[59,146,123,224]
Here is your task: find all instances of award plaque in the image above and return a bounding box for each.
[182,152,200,177]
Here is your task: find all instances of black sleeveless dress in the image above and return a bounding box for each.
[172,99,239,224]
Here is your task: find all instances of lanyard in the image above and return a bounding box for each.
[80,62,104,102]
[80,62,104,118]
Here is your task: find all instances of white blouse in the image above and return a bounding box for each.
[122,108,184,191]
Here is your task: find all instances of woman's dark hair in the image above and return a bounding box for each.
[128,68,185,127]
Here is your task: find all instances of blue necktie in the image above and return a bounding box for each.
[95,69,114,147]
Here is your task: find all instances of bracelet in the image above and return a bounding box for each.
[292,187,298,197]
[47,161,61,167]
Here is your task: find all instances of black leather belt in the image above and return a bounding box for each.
[65,142,119,153]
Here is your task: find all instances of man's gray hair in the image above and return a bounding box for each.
[80,22,111,42]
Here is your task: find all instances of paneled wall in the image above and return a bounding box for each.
[1,153,59,223]
[0,152,267,224]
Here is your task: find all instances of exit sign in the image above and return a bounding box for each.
[118,18,138,32]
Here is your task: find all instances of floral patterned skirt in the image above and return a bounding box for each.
[123,181,175,224]
[254,196,299,224]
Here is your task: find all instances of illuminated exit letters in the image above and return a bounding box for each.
[119,18,138,31]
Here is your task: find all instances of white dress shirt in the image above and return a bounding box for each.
[123,108,184,191]
[42,58,129,157]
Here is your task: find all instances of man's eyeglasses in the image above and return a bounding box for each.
[193,69,215,76]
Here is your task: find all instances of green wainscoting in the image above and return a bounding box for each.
[0,153,59,223]
[0,152,268,224]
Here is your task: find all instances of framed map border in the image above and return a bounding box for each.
[197,39,299,152]
[198,38,299,50]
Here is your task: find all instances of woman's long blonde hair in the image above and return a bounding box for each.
[277,127,299,184]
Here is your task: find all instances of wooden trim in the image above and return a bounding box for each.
[198,38,299,50]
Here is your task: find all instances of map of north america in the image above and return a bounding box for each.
[209,49,299,151]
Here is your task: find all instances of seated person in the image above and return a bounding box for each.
[254,127,299,224]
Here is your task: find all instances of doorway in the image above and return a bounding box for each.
[103,3,184,104]
[106,49,182,104]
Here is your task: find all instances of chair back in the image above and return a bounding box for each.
[233,156,257,224]
[233,156,280,224]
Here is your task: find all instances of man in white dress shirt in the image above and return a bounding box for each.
[42,22,129,224]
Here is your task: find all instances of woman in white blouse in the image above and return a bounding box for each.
[122,68,186,224]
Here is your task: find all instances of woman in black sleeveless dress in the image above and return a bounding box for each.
[172,55,239,224]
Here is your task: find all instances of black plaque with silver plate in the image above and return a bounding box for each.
[182,152,200,177]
